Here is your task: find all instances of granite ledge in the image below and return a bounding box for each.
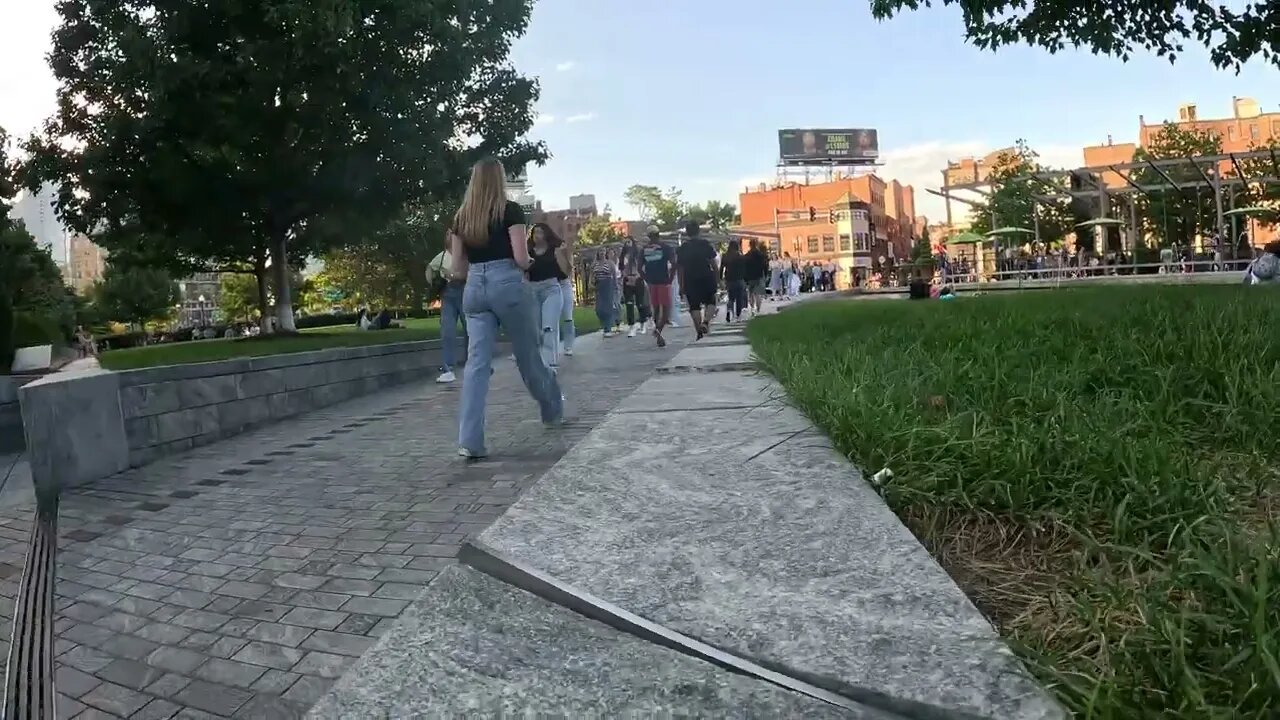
[308,564,894,719]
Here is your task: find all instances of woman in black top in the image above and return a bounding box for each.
[618,237,651,337]
[528,222,571,370]
[448,158,564,459]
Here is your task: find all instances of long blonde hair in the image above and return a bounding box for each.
[453,158,509,247]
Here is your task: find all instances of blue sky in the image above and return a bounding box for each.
[2,0,1275,223]
[511,0,1277,220]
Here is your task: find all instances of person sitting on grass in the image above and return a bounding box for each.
[1245,241,1280,285]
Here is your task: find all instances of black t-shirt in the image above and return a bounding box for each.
[744,249,768,281]
[677,238,717,282]
[641,242,675,285]
[527,246,560,282]
[721,252,746,283]
[461,201,526,264]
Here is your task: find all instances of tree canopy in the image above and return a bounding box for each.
[1,128,74,367]
[26,0,543,332]
[869,0,1279,70]
[624,185,687,230]
[965,140,1072,244]
[577,214,624,246]
[1131,123,1223,247]
[93,264,180,330]
[686,200,741,231]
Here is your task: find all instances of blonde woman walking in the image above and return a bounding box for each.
[449,158,563,459]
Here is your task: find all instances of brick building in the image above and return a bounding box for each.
[64,232,107,295]
[528,201,597,244]
[735,174,916,261]
[943,97,1278,248]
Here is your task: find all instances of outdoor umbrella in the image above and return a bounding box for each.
[984,227,1034,237]
[1225,206,1278,219]
[948,231,985,244]
[1074,218,1125,228]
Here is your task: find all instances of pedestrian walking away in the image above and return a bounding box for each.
[557,244,577,356]
[720,240,748,323]
[744,238,769,315]
[528,222,571,371]
[448,157,564,460]
[676,220,719,340]
[429,249,465,383]
[641,225,676,347]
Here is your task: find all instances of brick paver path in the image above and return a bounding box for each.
[0,326,689,719]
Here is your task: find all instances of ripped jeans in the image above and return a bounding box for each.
[530,278,564,369]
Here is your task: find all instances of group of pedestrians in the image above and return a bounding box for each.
[432,158,788,460]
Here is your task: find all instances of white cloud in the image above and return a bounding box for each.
[875,141,1085,223]
[554,61,576,72]
[533,113,556,125]
[565,112,596,124]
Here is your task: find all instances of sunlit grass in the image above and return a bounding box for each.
[748,286,1280,718]
[102,307,602,370]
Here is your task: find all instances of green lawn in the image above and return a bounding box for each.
[748,285,1280,718]
[100,306,602,370]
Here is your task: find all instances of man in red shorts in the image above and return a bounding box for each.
[641,226,676,347]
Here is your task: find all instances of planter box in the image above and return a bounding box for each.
[19,340,443,496]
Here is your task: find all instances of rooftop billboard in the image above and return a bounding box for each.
[778,128,879,166]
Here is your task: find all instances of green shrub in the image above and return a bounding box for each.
[0,296,13,373]
[11,311,63,349]
[295,312,361,330]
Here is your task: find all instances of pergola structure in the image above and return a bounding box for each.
[932,148,1280,255]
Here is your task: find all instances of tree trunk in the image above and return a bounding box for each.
[407,254,426,316]
[270,230,297,333]
[254,255,271,334]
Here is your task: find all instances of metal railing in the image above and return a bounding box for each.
[861,259,1252,292]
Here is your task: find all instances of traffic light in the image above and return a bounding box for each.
[828,209,836,223]
[808,206,816,222]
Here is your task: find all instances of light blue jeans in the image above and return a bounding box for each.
[559,279,576,352]
[439,282,465,371]
[595,277,618,330]
[459,260,563,455]
[530,278,563,368]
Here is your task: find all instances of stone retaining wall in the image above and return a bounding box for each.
[1,376,31,454]
[19,340,442,494]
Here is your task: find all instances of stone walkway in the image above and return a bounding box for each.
[0,323,695,719]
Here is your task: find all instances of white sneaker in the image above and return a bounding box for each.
[457,447,484,459]
[436,370,456,383]
[564,347,574,357]
[603,330,615,338]
[627,324,638,338]
[669,320,680,328]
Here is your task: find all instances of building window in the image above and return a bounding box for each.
[822,235,835,252]
[1272,119,1280,136]
[1228,126,1237,141]
[839,234,852,251]
[1250,123,1260,141]
[854,232,870,252]
[806,236,819,253]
